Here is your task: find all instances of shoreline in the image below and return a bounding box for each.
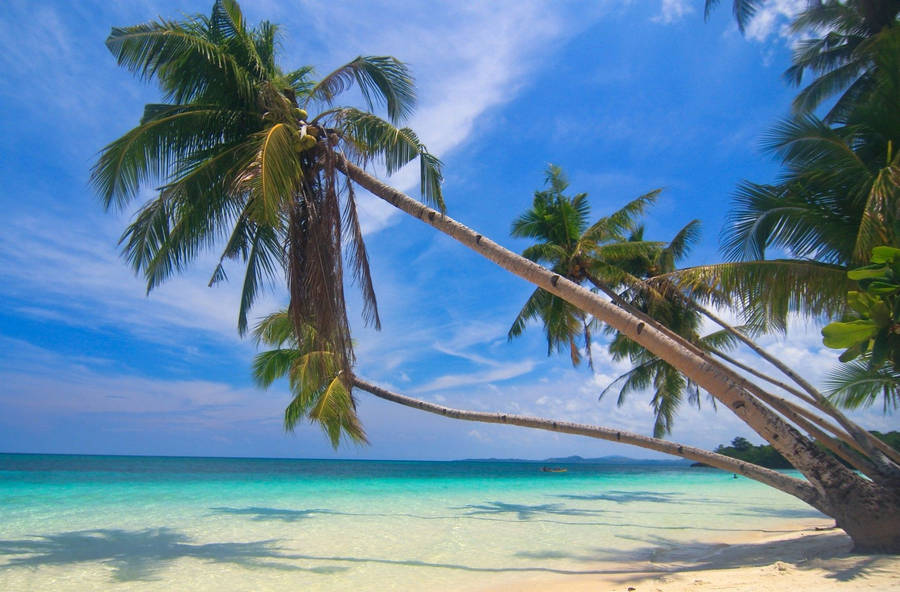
[484,520,900,591]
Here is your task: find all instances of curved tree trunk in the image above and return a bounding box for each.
[337,156,900,552]
[353,377,822,507]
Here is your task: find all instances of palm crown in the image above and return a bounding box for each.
[706,0,899,120]
[91,0,443,444]
[508,167,737,435]
[508,166,661,368]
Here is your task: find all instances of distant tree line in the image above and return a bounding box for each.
[714,432,900,470]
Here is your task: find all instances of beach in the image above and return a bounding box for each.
[495,527,900,591]
[1,454,896,591]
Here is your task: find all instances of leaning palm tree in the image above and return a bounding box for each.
[600,222,747,437]
[91,0,442,443]
[507,165,661,369]
[705,0,900,120]
[99,1,900,551]
[507,168,736,435]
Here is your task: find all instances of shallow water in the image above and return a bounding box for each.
[0,454,827,591]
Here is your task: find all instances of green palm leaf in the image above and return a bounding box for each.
[826,359,900,411]
[703,0,764,32]
[101,1,444,448]
[306,56,415,124]
[310,376,368,446]
[252,348,299,388]
[330,108,444,210]
[661,260,850,331]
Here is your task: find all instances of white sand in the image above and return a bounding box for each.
[487,526,900,591]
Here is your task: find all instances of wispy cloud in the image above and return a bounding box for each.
[653,0,694,24]
[286,1,614,235]
[741,0,806,42]
[413,360,536,395]
[0,213,277,350]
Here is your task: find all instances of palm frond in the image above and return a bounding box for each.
[661,260,851,331]
[253,310,296,348]
[342,181,380,329]
[309,375,368,447]
[252,348,299,388]
[508,287,546,340]
[332,108,444,210]
[521,243,569,265]
[237,223,281,335]
[240,123,303,226]
[105,18,256,105]
[703,0,765,32]
[92,106,248,211]
[826,358,900,411]
[306,56,415,124]
[662,219,702,268]
[583,189,661,244]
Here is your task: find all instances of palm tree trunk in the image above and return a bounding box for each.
[694,305,900,469]
[588,270,900,472]
[352,377,821,506]
[337,156,900,552]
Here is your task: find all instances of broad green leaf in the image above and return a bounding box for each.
[845,291,874,316]
[871,246,900,264]
[870,301,892,327]
[822,319,878,349]
[847,264,889,280]
[867,281,899,296]
[838,342,865,363]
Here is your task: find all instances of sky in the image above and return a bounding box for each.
[0,0,894,461]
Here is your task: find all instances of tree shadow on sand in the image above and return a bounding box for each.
[455,501,605,521]
[0,528,348,582]
[555,490,683,504]
[515,530,889,584]
[731,506,826,519]
[209,507,342,522]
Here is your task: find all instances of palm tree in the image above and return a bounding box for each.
[252,310,365,446]
[99,1,900,551]
[600,222,747,437]
[91,0,442,443]
[342,152,900,550]
[705,0,900,120]
[255,308,823,502]
[667,39,899,408]
[507,168,737,436]
[507,165,661,369]
[669,34,899,331]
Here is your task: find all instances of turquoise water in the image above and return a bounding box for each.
[0,454,827,591]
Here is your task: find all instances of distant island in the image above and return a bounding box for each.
[457,455,692,466]
[702,431,900,469]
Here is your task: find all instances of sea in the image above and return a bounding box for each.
[0,454,828,591]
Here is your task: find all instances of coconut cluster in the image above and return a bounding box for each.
[292,107,318,152]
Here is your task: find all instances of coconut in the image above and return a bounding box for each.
[300,135,318,150]
[294,108,308,121]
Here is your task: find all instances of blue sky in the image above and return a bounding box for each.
[0,0,893,460]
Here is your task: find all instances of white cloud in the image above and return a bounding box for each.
[0,213,277,349]
[286,1,612,236]
[413,360,536,394]
[653,0,694,24]
[742,0,806,42]
[0,337,276,428]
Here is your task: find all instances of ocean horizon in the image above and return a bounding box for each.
[0,453,828,591]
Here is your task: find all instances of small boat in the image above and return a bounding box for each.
[540,466,567,473]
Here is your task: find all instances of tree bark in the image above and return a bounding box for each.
[337,156,900,552]
[352,377,821,506]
